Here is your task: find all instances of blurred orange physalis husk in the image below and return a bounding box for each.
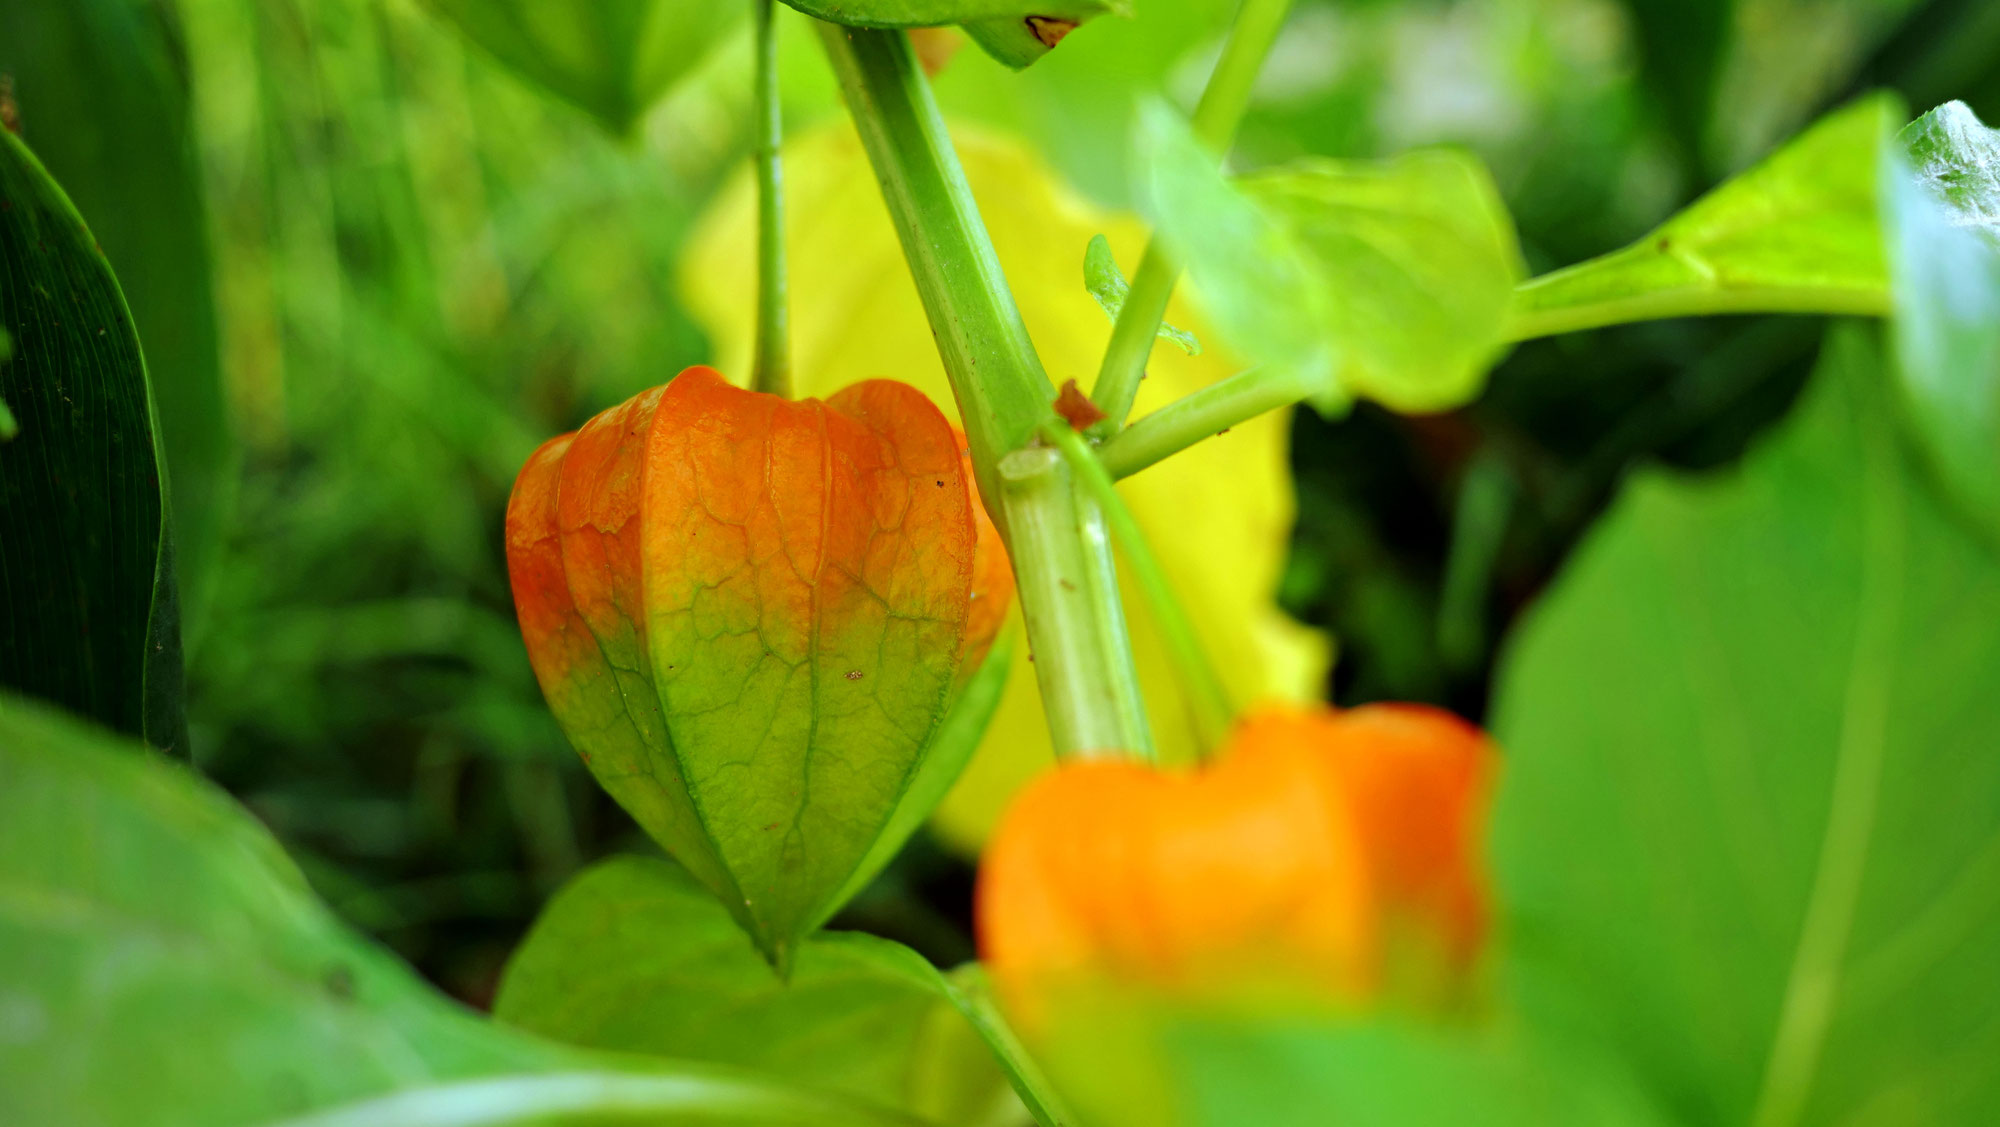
[977,702,1496,1032]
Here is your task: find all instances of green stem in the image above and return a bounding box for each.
[1088,0,1295,430]
[819,24,1153,761]
[999,446,1156,760]
[1097,366,1308,480]
[1506,276,1891,342]
[750,0,790,397]
[1044,421,1232,755]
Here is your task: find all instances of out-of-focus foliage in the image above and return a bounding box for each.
[1513,96,1898,336]
[0,694,917,1127]
[421,0,743,134]
[1137,100,1523,414]
[1495,327,2000,1125]
[495,855,1021,1125]
[1885,100,2000,539]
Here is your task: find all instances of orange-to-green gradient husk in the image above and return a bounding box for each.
[506,366,1008,964]
[976,702,1495,1030]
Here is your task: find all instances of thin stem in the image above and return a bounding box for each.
[750,0,790,397]
[1044,421,1232,755]
[999,446,1156,760]
[819,24,1153,761]
[1089,0,1296,430]
[1506,277,1891,342]
[1098,366,1308,480]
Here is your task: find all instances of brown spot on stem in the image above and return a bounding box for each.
[1054,379,1107,431]
[1026,16,1077,48]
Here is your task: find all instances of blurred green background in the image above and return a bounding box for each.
[4,0,1995,1007]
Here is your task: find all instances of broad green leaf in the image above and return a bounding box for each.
[1164,1022,1669,1127]
[1512,96,1901,338]
[0,693,927,1127]
[680,122,1330,850]
[1137,102,1525,415]
[1493,326,2000,1124]
[495,855,1058,1126]
[1,0,233,631]
[1083,234,1200,356]
[0,127,185,754]
[1883,101,2000,540]
[422,0,742,134]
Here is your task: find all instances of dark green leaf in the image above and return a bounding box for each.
[0,127,185,753]
[421,0,743,135]
[1138,102,1523,415]
[1493,326,2000,1124]
[0,0,233,632]
[1884,101,2000,539]
[0,325,14,440]
[0,692,928,1127]
[495,855,1024,1125]
[1083,234,1199,355]
[1512,96,1901,338]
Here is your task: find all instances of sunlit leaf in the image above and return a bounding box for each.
[1137,102,1524,415]
[1512,95,1901,338]
[0,127,184,754]
[0,693,928,1127]
[1493,326,2000,1124]
[1084,234,1200,355]
[0,0,232,625]
[1884,101,2000,540]
[679,122,1331,850]
[495,854,1052,1125]
[421,0,742,134]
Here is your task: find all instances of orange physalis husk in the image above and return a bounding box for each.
[506,366,1011,967]
[976,702,1496,1032]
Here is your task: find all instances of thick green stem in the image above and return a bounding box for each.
[1089,0,1295,430]
[819,24,1153,761]
[1000,447,1156,760]
[1098,366,1308,479]
[1044,421,1231,754]
[750,0,790,397]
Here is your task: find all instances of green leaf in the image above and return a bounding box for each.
[0,326,14,441]
[1137,102,1524,415]
[1,0,234,631]
[0,126,185,754]
[1493,326,2000,1124]
[495,856,1009,1124]
[1883,101,2000,540]
[1163,1021,1669,1127]
[787,2,1124,69]
[1083,234,1200,356]
[1512,96,1902,339]
[421,0,743,134]
[0,692,929,1127]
